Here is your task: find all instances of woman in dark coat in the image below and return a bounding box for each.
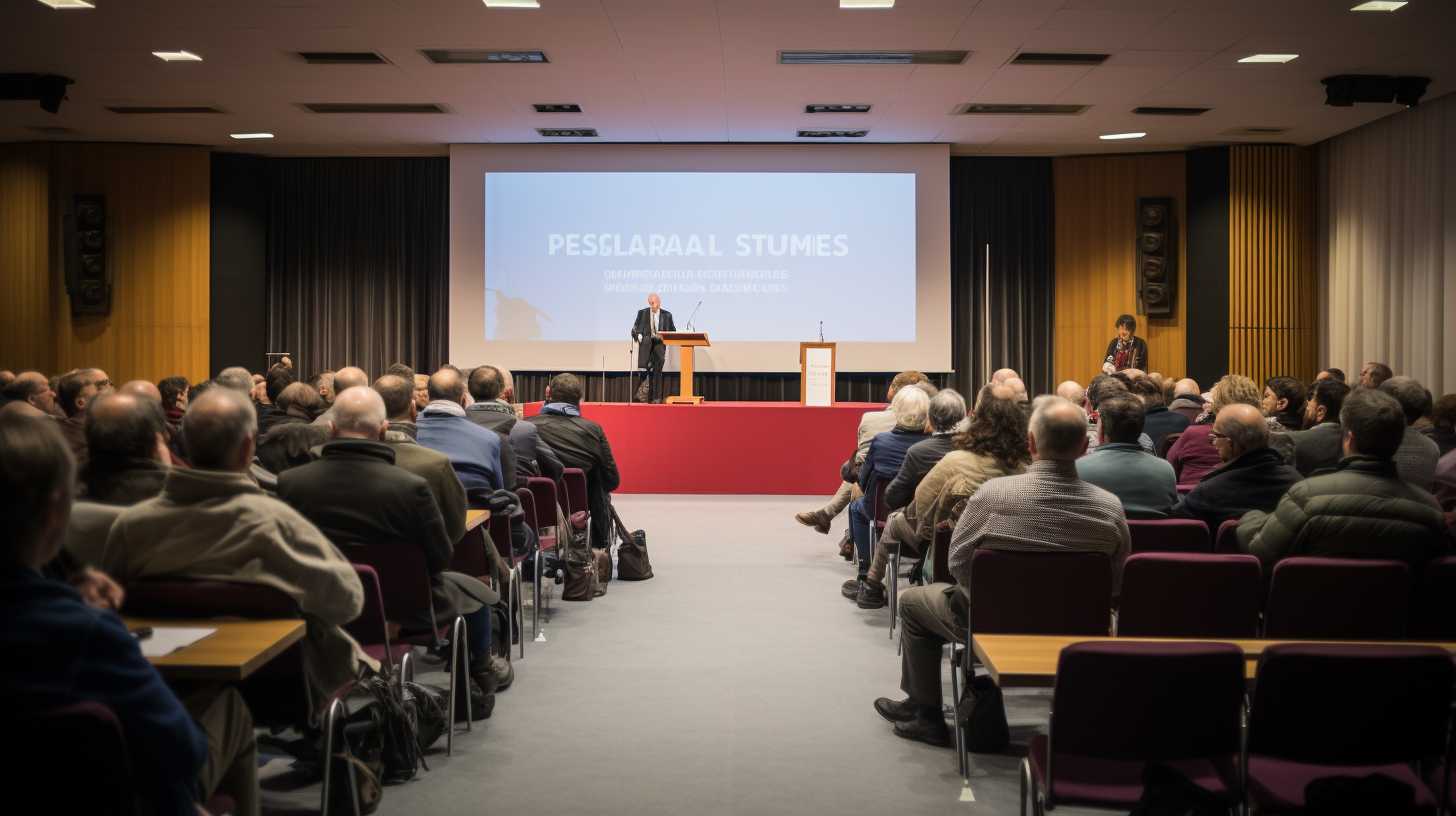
[1102,313,1148,374]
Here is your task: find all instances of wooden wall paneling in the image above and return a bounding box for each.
[0,144,55,374]
[1228,145,1317,387]
[1053,153,1187,386]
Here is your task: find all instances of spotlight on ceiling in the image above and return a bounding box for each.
[484,0,540,6]
[841,0,895,7]
[230,132,274,140]
[1350,1,1407,10]
[36,0,94,8]
[1237,54,1299,64]
[152,50,203,62]
[1099,131,1146,141]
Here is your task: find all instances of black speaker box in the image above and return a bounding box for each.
[64,194,111,316]
[1136,197,1176,317]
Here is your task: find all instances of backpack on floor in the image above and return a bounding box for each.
[956,673,1010,753]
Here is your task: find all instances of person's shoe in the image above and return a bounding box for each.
[893,713,951,747]
[856,579,887,609]
[838,531,854,561]
[457,671,497,721]
[841,577,864,600]
[873,697,919,724]
[794,509,832,535]
[489,654,514,692]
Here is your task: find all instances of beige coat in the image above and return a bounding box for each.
[103,467,376,695]
[912,450,1027,542]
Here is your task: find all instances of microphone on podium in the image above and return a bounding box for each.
[818,320,824,342]
[686,299,703,331]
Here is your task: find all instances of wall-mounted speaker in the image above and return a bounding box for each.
[1136,197,1176,317]
[64,194,111,316]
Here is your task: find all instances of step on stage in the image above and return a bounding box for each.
[525,401,882,494]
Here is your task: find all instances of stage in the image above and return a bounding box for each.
[525,401,882,494]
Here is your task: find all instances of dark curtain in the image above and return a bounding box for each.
[950,157,1055,396]
[509,371,953,404]
[265,158,448,378]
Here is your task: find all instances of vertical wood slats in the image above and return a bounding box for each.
[0,144,55,374]
[1053,153,1187,385]
[1228,145,1317,387]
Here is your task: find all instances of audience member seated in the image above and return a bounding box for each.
[842,387,932,599]
[102,387,375,697]
[257,364,298,434]
[1083,375,1154,454]
[1,370,62,418]
[874,396,1129,746]
[1172,403,1300,533]
[384,362,415,382]
[1428,394,1456,456]
[1238,388,1448,572]
[846,388,963,608]
[1076,394,1177,518]
[1133,377,1188,452]
[1379,376,1441,490]
[417,368,504,498]
[55,368,111,465]
[531,372,621,548]
[215,366,253,395]
[278,388,507,711]
[0,369,12,389]
[413,373,431,412]
[1359,360,1393,389]
[1315,367,1346,384]
[1261,376,1306,433]
[255,382,328,475]
[158,376,189,428]
[0,414,259,816]
[1055,380,1084,405]
[795,370,929,537]
[313,366,369,427]
[1437,448,1456,512]
[1001,376,1028,404]
[1167,378,1205,422]
[373,377,473,547]
[1292,379,1351,475]
[1168,374,1260,486]
[312,370,336,405]
[81,393,171,505]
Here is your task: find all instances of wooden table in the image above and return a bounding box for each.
[465,508,491,531]
[126,617,306,681]
[972,634,1456,688]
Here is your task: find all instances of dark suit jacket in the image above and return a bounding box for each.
[465,400,564,483]
[631,307,676,368]
[532,404,621,546]
[884,433,956,511]
[1171,446,1302,533]
[1142,405,1191,454]
[1291,422,1344,476]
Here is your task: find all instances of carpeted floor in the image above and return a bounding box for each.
[278,494,1079,815]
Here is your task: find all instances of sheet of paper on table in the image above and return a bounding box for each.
[139,626,217,658]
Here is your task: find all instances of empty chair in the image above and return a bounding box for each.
[1412,555,1456,639]
[1022,641,1246,814]
[1127,518,1211,554]
[1263,557,1410,640]
[1247,644,1453,813]
[969,549,1113,635]
[1117,553,1262,638]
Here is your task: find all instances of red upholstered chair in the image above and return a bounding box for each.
[1214,518,1241,553]
[344,564,415,684]
[1412,556,1456,639]
[1116,553,1262,638]
[561,467,590,547]
[968,549,1113,636]
[1022,642,1246,814]
[1175,483,1196,496]
[516,486,553,641]
[1262,557,1410,640]
[1156,431,1182,459]
[490,510,525,659]
[1247,644,1453,813]
[1127,518,1211,554]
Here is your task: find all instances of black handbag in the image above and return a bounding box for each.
[956,673,1009,753]
[616,529,653,581]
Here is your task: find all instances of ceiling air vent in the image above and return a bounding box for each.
[298,52,388,64]
[805,103,871,114]
[106,105,223,114]
[1224,126,1290,135]
[533,103,582,113]
[798,129,868,138]
[779,50,967,65]
[1133,106,1212,116]
[302,102,446,113]
[27,125,76,134]
[423,49,548,64]
[955,103,1088,115]
[1011,52,1109,66]
[538,128,598,137]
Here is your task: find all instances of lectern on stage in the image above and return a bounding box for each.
[658,331,709,405]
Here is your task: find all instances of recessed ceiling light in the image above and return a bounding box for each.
[230,132,274,140]
[1350,1,1407,10]
[1238,53,1299,64]
[1099,131,1146,140]
[841,0,895,8]
[152,50,203,62]
[36,0,94,8]
[484,0,540,7]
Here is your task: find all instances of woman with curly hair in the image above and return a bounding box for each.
[1166,374,1261,486]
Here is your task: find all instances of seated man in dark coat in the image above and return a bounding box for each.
[1292,378,1350,476]
[277,387,506,714]
[1133,377,1189,453]
[465,364,564,484]
[530,373,620,549]
[1172,403,1301,534]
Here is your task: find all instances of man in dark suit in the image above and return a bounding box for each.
[630,292,675,403]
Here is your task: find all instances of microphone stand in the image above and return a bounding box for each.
[685,300,703,332]
[627,337,636,406]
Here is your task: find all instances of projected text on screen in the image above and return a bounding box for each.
[483,172,915,343]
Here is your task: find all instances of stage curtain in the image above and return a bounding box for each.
[1318,93,1456,395]
[950,157,1055,396]
[265,157,448,378]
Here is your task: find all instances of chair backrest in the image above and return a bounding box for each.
[1117,553,1262,638]
[1175,483,1195,496]
[489,511,515,563]
[450,520,494,579]
[869,479,891,525]
[526,476,558,531]
[1214,518,1241,554]
[1249,643,1453,765]
[1051,642,1244,767]
[1127,518,1211,554]
[123,577,298,618]
[1263,557,1410,639]
[969,549,1112,635]
[12,701,136,815]
[344,564,391,647]
[1413,556,1456,639]
[343,540,437,627]
[1156,432,1182,459]
[930,525,954,584]
[561,467,589,516]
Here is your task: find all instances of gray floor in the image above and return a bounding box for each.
[287,494,1085,815]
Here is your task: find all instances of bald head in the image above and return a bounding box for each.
[991,368,1019,385]
[427,368,466,405]
[118,379,162,404]
[330,387,388,439]
[1173,378,1200,398]
[333,366,369,395]
[1003,376,1028,402]
[182,387,257,471]
[1056,380,1085,404]
[1028,396,1089,461]
[0,400,45,420]
[1212,403,1268,462]
[86,393,166,465]
[216,366,253,394]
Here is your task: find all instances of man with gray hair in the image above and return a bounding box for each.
[1056,380,1085,405]
[1169,377,1206,422]
[1379,375,1440,490]
[843,387,933,598]
[1172,403,1300,533]
[103,387,375,699]
[874,395,1128,747]
[279,387,508,713]
[215,366,254,394]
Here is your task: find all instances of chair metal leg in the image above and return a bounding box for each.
[532,548,544,642]
[888,545,900,638]
[950,643,966,780]
[513,564,525,659]
[1019,758,1031,816]
[320,697,359,816]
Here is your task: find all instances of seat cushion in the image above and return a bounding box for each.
[1027,734,1239,809]
[538,533,557,553]
[361,643,414,667]
[1248,755,1435,810]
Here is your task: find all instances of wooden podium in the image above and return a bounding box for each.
[658,331,709,405]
